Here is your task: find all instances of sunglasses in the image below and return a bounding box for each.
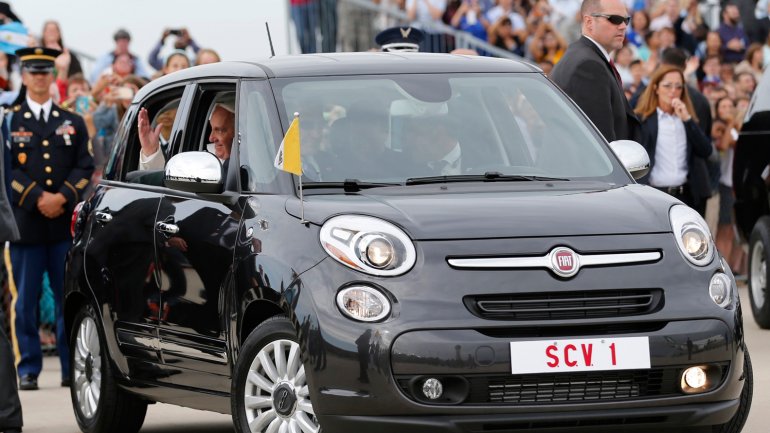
[591,13,631,25]
[659,83,684,90]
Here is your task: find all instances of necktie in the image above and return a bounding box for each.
[609,59,623,88]
[38,108,46,126]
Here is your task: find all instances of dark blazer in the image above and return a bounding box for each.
[637,113,713,201]
[551,36,641,143]
[0,124,19,242]
[7,101,94,244]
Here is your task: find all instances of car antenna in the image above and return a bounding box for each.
[265,22,276,58]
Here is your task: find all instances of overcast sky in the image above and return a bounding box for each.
[12,0,293,70]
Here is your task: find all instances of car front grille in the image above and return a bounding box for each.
[480,369,673,403]
[465,289,664,321]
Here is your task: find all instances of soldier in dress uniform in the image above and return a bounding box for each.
[4,47,93,391]
[374,26,424,52]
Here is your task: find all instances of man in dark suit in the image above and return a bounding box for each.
[551,0,640,143]
[5,47,94,391]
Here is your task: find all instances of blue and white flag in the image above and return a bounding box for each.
[0,22,28,55]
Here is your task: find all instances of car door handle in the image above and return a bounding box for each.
[95,212,113,223]
[156,221,180,234]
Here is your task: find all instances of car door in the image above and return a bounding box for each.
[83,85,190,380]
[155,82,240,392]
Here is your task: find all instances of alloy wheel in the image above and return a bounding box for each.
[73,316,102,419]
[243,339,319,433]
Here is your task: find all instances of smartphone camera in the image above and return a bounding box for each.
[75,96,91,114]
[115,86,134,100]
[169,29,183,36]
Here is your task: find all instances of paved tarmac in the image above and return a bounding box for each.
[14,284,770,433]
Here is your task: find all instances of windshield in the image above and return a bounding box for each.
[274,73,629,185]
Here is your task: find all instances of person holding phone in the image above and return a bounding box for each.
[148,27,200,72]
[89,29,150,83]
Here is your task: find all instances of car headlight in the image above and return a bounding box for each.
[320,215,416,276]
[669,205,714,266]
[708,272,733,308]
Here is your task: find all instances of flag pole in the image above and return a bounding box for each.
[294,112,307,224]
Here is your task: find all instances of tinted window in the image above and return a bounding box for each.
[239,80,280,192]
[275,74,627,184]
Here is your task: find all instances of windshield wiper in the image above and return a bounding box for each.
[302,179,401,192]
[405,171,570,185]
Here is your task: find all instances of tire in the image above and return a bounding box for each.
[231,315,321,433]
[748,217,770,328]
[713,349,753,433]
[70,304,148,433]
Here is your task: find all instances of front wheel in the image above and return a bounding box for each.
[713,349,753,433]
[749,217,770,328]
[232,316,320,433]
[70,304,148,433]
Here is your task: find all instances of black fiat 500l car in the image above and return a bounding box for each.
[64,53,751,433]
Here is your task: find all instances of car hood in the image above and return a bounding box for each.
[286,182,677,240]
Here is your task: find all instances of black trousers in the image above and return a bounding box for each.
[655,184,706,216]
[0,308,22,431]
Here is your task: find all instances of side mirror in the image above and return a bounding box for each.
[164,151,224,193]
[609,140,650,180]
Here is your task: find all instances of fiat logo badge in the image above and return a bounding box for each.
[549,247,580,278]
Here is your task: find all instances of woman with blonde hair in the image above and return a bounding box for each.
[635,64,712,213]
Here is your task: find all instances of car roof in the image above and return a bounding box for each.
[135,52,540,101]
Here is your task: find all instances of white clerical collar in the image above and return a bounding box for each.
[26,97,53,122]
[583,35,612,62]
[442,142,462,167]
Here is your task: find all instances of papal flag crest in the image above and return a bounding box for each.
[274,113,302,176]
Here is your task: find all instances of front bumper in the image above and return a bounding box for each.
[318,400,738,432]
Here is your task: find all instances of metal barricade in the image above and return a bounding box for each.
[308,0,524,60]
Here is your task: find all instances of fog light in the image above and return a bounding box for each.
[709,273,732,308]
[336,286,391,322]
[422,378,443,400]
[683,366,707,389]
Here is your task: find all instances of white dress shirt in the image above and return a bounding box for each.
[430,142,462,176]
[583,35,612,62]
[26,97,53,122]
[649,108,688,187]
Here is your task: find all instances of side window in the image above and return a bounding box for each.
[121,87,186,182]
[181,83,237,158]
[239,80,280,192]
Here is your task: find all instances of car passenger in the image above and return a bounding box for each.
[137,102,235,170]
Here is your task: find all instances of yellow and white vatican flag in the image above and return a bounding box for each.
[274,113,302,176]
[275,112,307,223]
